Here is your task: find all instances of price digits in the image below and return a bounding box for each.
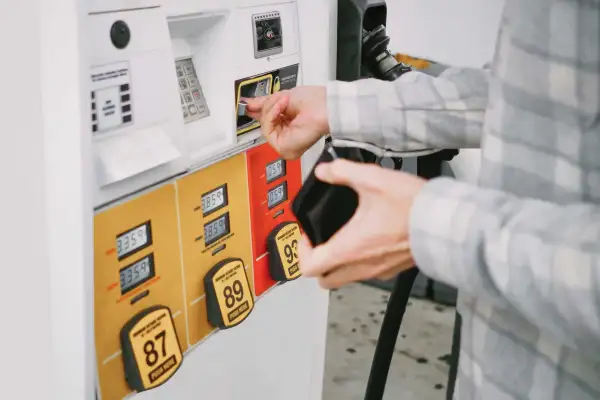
[205,218,225,238]
[120,258,149,288]
[117,225,148,256]
[202,189,223,213]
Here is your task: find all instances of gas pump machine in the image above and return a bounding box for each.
[40,0,335,398]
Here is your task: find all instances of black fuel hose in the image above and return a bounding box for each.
[358,25,460,399]
[446,312,462,400]
[364,267,419,400]
[364,151,452,400]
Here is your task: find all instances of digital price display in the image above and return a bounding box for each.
[268,221,302,282]
[117,221,152,260]
[267,181,288,209]
[266,159,286,183]
[204,212,231,246]
[204,258,254,329]
[121,306,183,393]
[201,184,228,216]
[120,253,156,295]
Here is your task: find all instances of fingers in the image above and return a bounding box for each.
[299,224,376,278]
[317,254,416,290]
[375,271,401,282]
[298,215,361,277]
[242,96,268,117]
[243,95,274,120]
[300,234,414,289]
[314,159,382,192]
[260,94,290,140]
[242,92,288,121]
[317,264,375,289]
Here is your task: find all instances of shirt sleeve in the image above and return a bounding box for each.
[410,177,600,352]
[326,67,490,152]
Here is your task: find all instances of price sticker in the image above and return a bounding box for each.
[204,258,254,329]
[120,306,183,392]
[267,222,302,282]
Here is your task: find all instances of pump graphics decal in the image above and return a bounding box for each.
[234,64,300,135]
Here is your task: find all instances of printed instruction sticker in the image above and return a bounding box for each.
[90,61,133,134]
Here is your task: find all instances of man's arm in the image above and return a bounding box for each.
[327,67,490,152]
[410,178,600,352]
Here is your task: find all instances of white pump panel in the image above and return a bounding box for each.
[89,7,187,207]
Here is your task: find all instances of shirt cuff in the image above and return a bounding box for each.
[326,79,391,146]
[408,177,481,288]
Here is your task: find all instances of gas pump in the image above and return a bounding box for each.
[292,1,459,399]
[52,0,334,398]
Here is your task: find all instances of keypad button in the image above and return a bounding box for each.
[184,64,195,75]
[187,76,199,88]
[179,78,188,91]
[192,89,202,100]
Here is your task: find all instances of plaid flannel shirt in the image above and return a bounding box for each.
[326,0,600,398]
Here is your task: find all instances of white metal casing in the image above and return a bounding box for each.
[89,7,187,207]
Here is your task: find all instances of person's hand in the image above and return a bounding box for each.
[298,159,426,289]
[243,86,329,159]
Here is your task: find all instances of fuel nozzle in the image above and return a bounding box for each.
[362,25,412,82]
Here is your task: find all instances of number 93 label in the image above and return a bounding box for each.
[268,221,302,282]
[121,306,183,392]
[204,258,254,329]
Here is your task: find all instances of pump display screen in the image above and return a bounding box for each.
[204,213,231,246]
[202,185,228,216]
[266,159,286,183]
[255,16,282,53]
[116,221,152,260]
[120,253,155,295]
[268,182,288,209]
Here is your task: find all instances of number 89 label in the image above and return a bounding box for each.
[207,258,254,329]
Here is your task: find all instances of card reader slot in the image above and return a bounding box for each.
[236,76,273,132]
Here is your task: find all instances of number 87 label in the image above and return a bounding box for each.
[121,306,183,392]
[204,258,254,329]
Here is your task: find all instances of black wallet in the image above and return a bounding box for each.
[291,143,376,246]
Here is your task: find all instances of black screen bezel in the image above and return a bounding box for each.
[267,181,288,210]
[116,220,153,261]
[204,212,231,247]
[201,184,229,217]
[266,158,286,183]
[119,253,156,295]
